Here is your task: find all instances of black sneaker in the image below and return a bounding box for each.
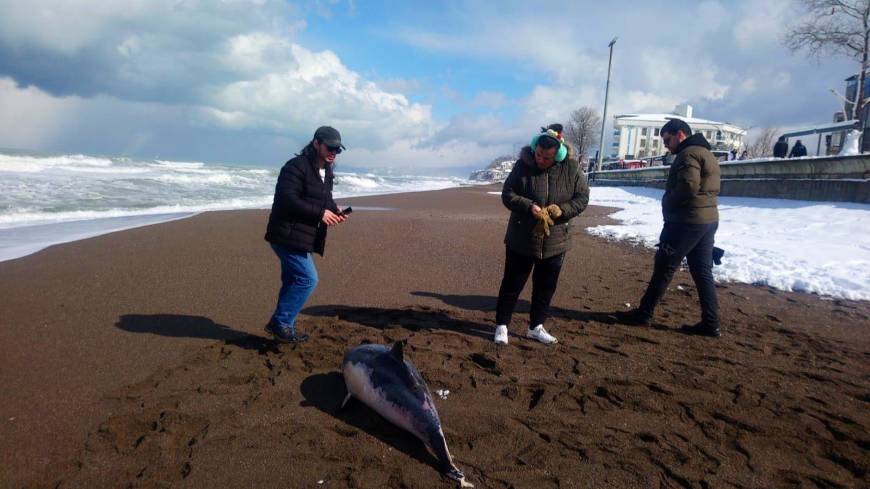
[264,321,309,343]
[611,309,652,327]
[679,322,721,338]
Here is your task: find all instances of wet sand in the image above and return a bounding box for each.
[1,185,868,488]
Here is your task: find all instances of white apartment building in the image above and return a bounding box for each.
[611,104,746,159]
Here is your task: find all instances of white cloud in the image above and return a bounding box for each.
[222,32,300,75]
[734,0,791,49]
[0,0,858,171]
[427,112,525,147]
[212,44,433,148]
[346,138,513,171]
[0,78,81,148]
[521,84,600,124]
[0,0,439,160]
[0,0,295,55]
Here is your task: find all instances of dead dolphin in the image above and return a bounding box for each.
[341,342,472,487]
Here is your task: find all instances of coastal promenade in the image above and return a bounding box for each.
[590,154,870,203]
[1,185,867,488]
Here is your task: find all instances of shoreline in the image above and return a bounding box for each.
[0,184,478,264]
[5,182,867,303]
[1,185,868,488]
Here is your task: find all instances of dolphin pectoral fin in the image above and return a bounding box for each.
[388,340,406,361]
[340,392,353,410]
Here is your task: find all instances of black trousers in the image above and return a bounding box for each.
[496,247,566,327]
[639,221,720,326]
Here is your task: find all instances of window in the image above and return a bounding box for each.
[654,128,660,136]
[641,127,648,136]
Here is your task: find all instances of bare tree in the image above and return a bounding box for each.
[564,107,602,163]
[785,0,870,119]
[747,127,780,157]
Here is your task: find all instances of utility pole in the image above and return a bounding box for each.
[596,37,617,173]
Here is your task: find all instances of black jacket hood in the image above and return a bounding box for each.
[675,132,712,153]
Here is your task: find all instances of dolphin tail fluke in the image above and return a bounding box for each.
[429,427,470,486]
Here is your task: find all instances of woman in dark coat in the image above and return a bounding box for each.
[494,125,590,345]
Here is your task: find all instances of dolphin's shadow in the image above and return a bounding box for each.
[299,372,441,472]
[303,304,494,340]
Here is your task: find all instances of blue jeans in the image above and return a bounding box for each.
[271,244,318,329]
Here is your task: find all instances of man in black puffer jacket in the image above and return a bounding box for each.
[263,126,348,343]
[618,118,722,337]
[494,124,590,346]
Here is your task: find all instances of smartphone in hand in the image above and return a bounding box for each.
[340,206,353,216]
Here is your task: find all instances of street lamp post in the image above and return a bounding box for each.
[596,37,617,173]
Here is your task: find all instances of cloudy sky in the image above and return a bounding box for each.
[0,0,856,172]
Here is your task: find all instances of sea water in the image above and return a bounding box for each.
[0,150,467,262]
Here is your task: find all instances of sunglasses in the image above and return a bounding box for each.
[319,140,343,154]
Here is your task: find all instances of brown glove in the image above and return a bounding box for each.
[533,205,563,238]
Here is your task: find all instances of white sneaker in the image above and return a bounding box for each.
[494,325,509,345]
[527,324,557,344]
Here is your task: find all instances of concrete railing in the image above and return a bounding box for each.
[589,154,870,203]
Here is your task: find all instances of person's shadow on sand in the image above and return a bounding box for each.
[299,372,442,474]
[411,291,501,312]
[115,314,281,352]
[303,304,494,340]
[412,291,645,328]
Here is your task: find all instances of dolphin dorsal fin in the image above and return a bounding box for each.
[389,341,405,362]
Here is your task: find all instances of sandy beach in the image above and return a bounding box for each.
[1,185,868,488]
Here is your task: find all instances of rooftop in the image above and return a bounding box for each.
[614,113,739,126]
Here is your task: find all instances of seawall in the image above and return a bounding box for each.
[589,155,870,203]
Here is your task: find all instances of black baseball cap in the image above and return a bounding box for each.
[313,126,345,149]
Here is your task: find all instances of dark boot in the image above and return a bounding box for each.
[611,308,652,327]
[679,322,721,338]
[264,320,310,343]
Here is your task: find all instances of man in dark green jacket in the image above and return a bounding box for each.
[621,119,722,337]
[494,124,590,345]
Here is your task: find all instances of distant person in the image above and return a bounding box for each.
[494,124,590,345]
[263,126,348,343]
[730,149,738,161]
[789,139,807,158]
[616,119,722,337]
[739,150,749,160]
[773,136,788,158]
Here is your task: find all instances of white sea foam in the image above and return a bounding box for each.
[0,151,468,262]
[337,174,381,189]
[152,160,206,169]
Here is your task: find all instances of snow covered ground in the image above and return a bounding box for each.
[587,187,870,301]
